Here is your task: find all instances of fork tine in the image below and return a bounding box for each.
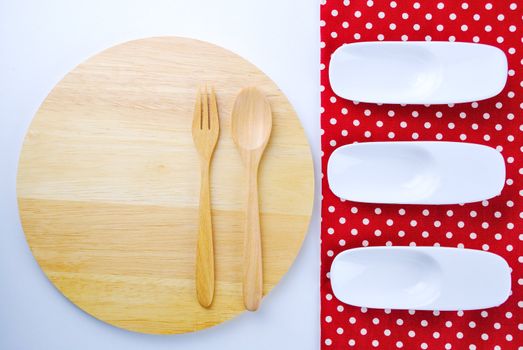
[202,85,209,130]
[209,87,219,130]
[193,88,202,130]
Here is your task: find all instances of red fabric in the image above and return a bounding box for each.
[320,1,522,349]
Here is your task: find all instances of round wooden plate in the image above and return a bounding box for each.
[17,37,314,334]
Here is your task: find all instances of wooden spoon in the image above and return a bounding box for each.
[231,87,272,311]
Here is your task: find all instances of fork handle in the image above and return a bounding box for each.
[243,160,263,311]
[196,160,214,308]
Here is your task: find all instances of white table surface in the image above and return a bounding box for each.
[0,0,321,349]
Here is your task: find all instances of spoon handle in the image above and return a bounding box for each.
[196,161,214,308]
[243,162,263,311]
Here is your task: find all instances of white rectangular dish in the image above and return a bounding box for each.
[329,41,507,104]
[327,141,505,205]
[330,247,511,311]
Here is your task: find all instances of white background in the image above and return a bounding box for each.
[0,1,321,349]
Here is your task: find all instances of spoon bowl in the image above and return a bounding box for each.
[232,87,272,155]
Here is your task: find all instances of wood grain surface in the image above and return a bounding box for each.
[16,37,314,334]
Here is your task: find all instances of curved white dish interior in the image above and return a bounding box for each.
[330,247,511,311]
[327,141,505,205]
[329,41,508,104]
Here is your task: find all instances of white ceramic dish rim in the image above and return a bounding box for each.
[330,246,511,311]
[328,41,508,104]
[327,141,506,205]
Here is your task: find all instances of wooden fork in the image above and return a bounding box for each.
[192,86,219,308]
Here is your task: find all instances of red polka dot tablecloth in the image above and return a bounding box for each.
[320,1,522,349]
